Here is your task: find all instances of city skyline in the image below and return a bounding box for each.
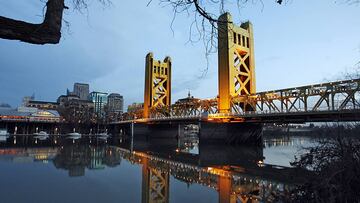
[1,81,120,106]
[1,1,359,108]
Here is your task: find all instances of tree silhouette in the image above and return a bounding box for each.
[0,0,283,45]
[0,1,358,45]
[0,0,110,45]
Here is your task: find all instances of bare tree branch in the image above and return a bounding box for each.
[0,0,111,45]
[0,0,65,44]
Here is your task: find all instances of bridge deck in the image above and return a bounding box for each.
[111,109,360,125]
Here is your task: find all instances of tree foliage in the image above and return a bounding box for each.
[290,125,360,202]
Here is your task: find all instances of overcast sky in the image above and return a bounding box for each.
[0,0,359,108]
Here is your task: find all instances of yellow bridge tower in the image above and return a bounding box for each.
[143,52,172,118]
[218,13,256,113]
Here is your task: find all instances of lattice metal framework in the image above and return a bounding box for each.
[148,169,169,202]
[232,79,360,114]
[169,98,218,117]
[218,13,256,113]
[144,52,171,118]
[142,158,170,203]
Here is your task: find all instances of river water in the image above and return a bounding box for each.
[0,132,316,203]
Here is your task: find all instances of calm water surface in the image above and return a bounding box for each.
[0,133,314,203]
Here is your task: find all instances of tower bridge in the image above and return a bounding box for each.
[110,13,360,144]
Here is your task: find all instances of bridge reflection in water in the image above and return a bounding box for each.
[121,138,304,203]
[0,136,308,203]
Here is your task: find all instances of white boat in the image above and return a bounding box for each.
[97,132,110,140]
[98,132,109,137]
[0,129,9,136]
[34,131,49,136]
[0,129,10,142]
[66,132,82,139]
[33,131,49,140]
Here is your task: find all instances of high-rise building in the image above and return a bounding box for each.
[89,91,108,116]
[73,83,90,100]
[107,93,124,114]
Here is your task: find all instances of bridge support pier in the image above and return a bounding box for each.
[116,123,184,140]
[218,176,236,203]
[199,122,263,145]
[144,123,184,139]
[198,143,263,167]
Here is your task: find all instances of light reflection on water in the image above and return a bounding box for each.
[263,135,314,167]
[179,134,313,167]
[0,133,312,203]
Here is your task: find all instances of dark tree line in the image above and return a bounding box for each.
[287,124,360,202]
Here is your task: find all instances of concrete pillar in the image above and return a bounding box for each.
[218,176,236,203]
[130,123,134,152]
[199,122,262,145]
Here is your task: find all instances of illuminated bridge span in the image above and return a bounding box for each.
[111,13,360,144]
[119,78,360,124]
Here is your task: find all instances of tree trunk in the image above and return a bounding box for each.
[0,0,65,45]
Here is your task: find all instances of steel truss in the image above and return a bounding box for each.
[232,78,360,114]
[145,79,360,118]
